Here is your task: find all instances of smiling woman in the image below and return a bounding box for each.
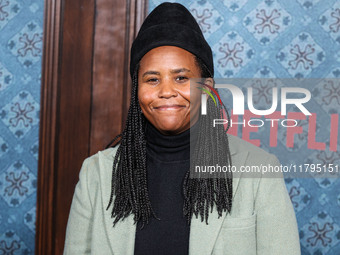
[138,46,202,135]
[63,2,301,255]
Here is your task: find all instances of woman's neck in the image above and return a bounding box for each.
[144,119,199,162]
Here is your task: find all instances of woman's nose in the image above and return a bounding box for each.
[158,79,177,98]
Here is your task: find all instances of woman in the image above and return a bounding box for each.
[64,2,300,255]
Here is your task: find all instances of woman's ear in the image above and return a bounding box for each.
[204,77,214,85]
[203,77,214,92]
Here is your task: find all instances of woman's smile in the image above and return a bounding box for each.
[153,104,186,111]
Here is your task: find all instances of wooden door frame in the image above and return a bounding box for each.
[35,0,62,254]
[36,0,148,254]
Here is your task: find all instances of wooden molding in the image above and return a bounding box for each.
[36,0,62,254]
[36,0,96,254]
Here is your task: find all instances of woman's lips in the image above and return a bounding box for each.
[154,105,186,111]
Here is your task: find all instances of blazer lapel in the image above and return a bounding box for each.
[188,135,248,255]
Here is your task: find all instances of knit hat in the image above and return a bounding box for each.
[130,2,214,78]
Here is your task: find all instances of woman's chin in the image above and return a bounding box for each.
[154,121,188,135]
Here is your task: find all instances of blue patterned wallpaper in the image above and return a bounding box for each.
[148,1,340,254]
[1,0,338,254]
[0,0,44,254]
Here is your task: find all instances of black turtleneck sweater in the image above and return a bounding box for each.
[134,120,198,255]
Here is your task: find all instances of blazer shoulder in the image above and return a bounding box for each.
[228,134,275,159]
[79,146,119,187]
[82,146,119,171]
[227,134,280,181]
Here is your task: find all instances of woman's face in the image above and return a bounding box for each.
[138,46,202,135]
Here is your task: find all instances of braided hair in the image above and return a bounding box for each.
[106,56,233,229]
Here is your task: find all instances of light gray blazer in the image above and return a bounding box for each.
[64,135,301,255]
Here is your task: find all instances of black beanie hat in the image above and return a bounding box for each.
[130,2,214,78]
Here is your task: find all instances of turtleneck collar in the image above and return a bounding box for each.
[144,119,199,162]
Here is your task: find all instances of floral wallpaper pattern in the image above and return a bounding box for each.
[0,0,43,253]
[149,0,340,254]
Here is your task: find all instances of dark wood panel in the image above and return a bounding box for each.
[90,0,148,154]
[90,0,127,154]
[54,0,96,254]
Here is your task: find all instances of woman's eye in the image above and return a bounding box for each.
[176,76,188,82]
[146,78,158,83]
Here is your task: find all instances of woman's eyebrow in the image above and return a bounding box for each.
[142,71,160,77]
[170,68,191,74]
[142,68,191,77]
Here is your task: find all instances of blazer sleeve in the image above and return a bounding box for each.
[63,158,94,255]
[254,155,301,255]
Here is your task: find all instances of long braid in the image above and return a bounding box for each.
[107,57,233,227]
[181,57,233,224]
[182,92,233,224]
[106,67,157,229]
